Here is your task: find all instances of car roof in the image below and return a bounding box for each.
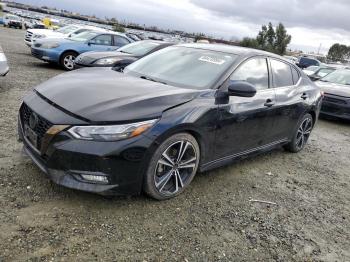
[177,43,288,60]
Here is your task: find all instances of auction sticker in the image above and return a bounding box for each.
[199,56,226,65]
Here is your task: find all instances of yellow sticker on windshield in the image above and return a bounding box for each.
[199,56,226,65]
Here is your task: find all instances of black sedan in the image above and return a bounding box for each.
[316,69,350,120]
[74,40,173,70]
[18,44,322,200]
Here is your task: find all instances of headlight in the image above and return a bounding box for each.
[41,42,60,49]
[68,119,158,141]
[93,57,121,65]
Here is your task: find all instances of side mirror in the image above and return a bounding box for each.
[227,81,257,97]
[309,75,321,81]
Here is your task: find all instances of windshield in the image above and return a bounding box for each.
[321,69,350,85]
[118,41,161,56]
[317,68,335,77]
[124,46,237,89]
[70,31,98,42]
[57,25,79,34]
[305,66,319,72]
[7,15,20,20]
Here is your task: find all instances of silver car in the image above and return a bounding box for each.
[0,45,9,76]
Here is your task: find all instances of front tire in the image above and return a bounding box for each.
[60,51,78,71]
[143,133,200,200]
[284,113,313,153]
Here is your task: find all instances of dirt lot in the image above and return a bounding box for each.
[0,27,349,261]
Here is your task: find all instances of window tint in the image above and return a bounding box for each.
[271,59,294,87]
[291,66,300,85]
[230,58,269,90]
[113,36,130,46]
[90,34,112,46]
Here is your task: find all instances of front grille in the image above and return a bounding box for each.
[25,31,33,42]
[323,95,347,105]
[20,103,53,150]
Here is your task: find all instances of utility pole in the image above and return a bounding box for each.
[317,43,322,55]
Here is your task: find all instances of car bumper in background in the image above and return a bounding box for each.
[0,53,9,76]
[321,95,350,120]
[31,47,61,63]
[18,97,154,195]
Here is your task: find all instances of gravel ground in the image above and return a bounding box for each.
[0,27,349,262]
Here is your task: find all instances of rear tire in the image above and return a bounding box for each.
[60,51,78,71]
[143,133,200,200]
[284,113,313,153]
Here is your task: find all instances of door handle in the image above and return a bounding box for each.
[301,93,308,100]
[264,99,275,107]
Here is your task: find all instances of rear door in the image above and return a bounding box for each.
[113,35,131,49]
[269,58,307,140]
[86,34,115,51]
[215,57,279,159]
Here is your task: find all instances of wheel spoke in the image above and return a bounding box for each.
[162,151,175,166]
[176,170,184,188]
[178,157,196,169]
[158,158,173,168]
[177,141,189,162]
[156,170,174,192]
[174,172,179,193]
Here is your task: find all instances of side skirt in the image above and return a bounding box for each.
[200,139,289,172]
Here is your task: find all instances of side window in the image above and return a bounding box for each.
[270,59,294,87]
[90,35,112,46]
[230,58,269,90]
[113,36,130,46]
[291,66,300,85]
[71,29,87,36]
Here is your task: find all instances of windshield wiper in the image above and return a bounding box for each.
[140,75,167,85]
[118,50,130,54]
[319,79,329,82]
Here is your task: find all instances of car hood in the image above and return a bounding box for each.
[81,51,134,59]
[76,51,136,65]
[316,81,350,98]
[28,29,65,37]
[34,68,200,123]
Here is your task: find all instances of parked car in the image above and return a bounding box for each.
[308,67,336,81]
[24,19,45,30]
[31,31,134,70]
[316,69,350,120]
[18,44,322,199]
[3,14,22,29]
[25,24,109,47]
[74,40,174,70]
[283,55,298,64]
[0,45,9,76]
[297,57,321,69]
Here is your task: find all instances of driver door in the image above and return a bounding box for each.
[214,57,279,160]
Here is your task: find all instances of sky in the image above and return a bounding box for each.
[11,0,350,54]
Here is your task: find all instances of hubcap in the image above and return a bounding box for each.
[154,140,197,195]
[63,55,76,70]
[295,117,312,150]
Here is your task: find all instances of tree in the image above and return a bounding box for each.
[240,37,259,48]
[239,22,291,55]
[256,25,268,50]
[113,23,125,33]
[274,23,291,55]
[266,22,276,51]
[327,43,350,62]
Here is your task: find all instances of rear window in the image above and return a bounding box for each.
[271,59,294,87]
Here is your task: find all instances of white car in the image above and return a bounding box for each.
[3,14,23,29]
[0,45,9,77]
[24,25,110,47]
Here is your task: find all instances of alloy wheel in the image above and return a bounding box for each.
[295,117,313,150]
[63,55,76,70]
[154,140,198,196]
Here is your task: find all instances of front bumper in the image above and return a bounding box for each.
[321,95,350,120]
[0,54,9,76]
[31,47,61,63]
[18,97,155,196]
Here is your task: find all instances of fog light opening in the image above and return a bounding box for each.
[80,174,109,184]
